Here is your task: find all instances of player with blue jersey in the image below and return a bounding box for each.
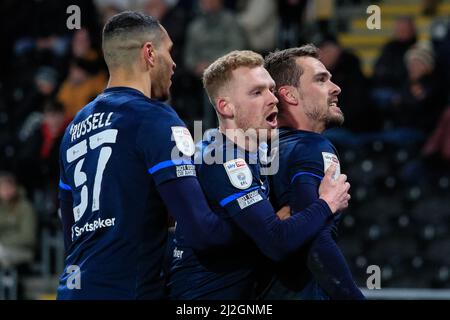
[168,51,351,299]
[262,45,364,299]
[57,12,237,299]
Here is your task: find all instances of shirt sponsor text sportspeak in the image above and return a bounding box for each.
[72,217,116,238]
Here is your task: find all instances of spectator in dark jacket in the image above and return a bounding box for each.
[318,36,377,132]
[371,16,417,110]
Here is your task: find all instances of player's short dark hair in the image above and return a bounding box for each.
[103,11,161,41]
[102,11,163,69]
[264,44,319,89]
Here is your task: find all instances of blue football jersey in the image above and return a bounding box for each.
[270,127,340,210]
[57,87,196,299]
[267,127,341,296]
[169,129,269,299]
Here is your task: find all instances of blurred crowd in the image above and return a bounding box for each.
[0,0,449,294]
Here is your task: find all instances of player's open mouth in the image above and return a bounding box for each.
[265,111,278,128]
[329,100,338,108]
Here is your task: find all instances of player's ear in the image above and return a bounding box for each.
[216,97,233,118]
[278,86,298,105]
[142,42,155,68]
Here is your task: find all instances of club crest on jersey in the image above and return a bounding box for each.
[322,152,340,180]
[171,126,195,156]
[224,158,253,190]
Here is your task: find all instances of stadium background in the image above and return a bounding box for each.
[0,0,449,299]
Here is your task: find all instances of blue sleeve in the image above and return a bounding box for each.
[137,114,196,186]
[157,177,237,251]
[289,138,339,185]
[198,159,267,218]
[198,159,332,261]
[307,221,365,299]
[231,198,332,261]
[289,145,364,299]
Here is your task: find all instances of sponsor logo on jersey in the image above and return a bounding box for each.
[322,152,341,180]
[72,217,116,239]
[172,126,195,157]
[173,247,184,259]
[224,158,253,190]
[237,190,263,209]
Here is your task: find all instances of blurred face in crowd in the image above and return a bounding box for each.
[294,56,343,130]
[72,28,91,58]
[319,42,342,70]
[394,18,416,42]
[144,0,169,21]
[150,26,176,101]
[101,5,121,26]
[43,109,67,137]
[200,0,223,13]
[0,177,17,203]
[68,63,89,84]
[36,78,56,96]
[225,66,279,137]
[407,57,432,81]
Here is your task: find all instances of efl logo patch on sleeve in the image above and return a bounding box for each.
[224,158,253,190]
[322,152,341,180]
[237,190,263,209]
[171,126,195,157]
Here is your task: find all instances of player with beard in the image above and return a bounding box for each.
[169,50,351,299]
[262,45,365,299]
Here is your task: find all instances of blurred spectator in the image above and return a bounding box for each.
[59,27,108,118]
[0,172,36,268]
[318,36,377,133]
[0,85,13,172]
[71,28,99,62]
[430,18,450,104]
[67,27,106,79]
[144,0,196,128]
[371,16,417,109]
[423,106,450,163]
[184,0,246,128]
[94,0,143,11]
[315,0,335,36]
[11,66,59,131]
[391,42,446,133]
[97,4,123,27]
[144,0,192,68]
[11,0,100,78]
[57,58,107,119]
[422,0,441,16]
[184,0,246,78]
[236,0,279,55]
[15,100,70,201]
[277,0,309,48]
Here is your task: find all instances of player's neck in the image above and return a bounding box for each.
[219,124,259,153]
[107,69,151,98]
[277,112,324,134]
